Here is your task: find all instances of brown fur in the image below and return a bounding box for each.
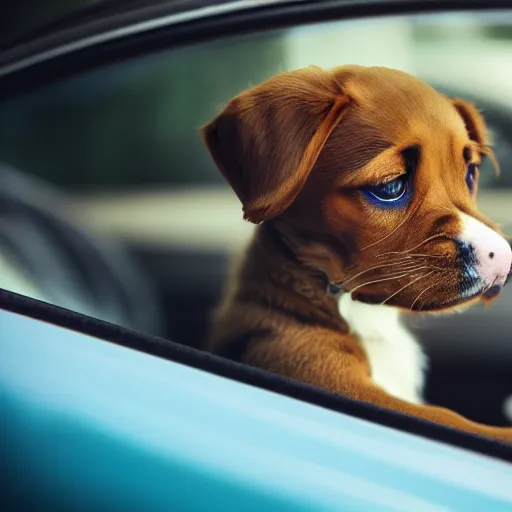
[202,65,512,443]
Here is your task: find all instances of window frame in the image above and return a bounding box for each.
[2,0,512,465]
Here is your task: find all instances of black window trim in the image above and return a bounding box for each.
[0,0,512,101]
[0,0,284,77]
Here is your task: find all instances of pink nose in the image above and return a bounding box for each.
[459,213,512,288]
[473,241,511,288]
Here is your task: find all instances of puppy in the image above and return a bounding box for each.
[202,65,512,443]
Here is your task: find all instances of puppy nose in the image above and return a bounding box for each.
[480,242,512,285]
[459,213,512,288]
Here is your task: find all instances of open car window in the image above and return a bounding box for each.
[2,3,512,468]
[1,13,512,247]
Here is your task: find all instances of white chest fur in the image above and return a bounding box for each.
[338,294,427,404]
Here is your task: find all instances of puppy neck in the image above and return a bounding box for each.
[240,221,347,332]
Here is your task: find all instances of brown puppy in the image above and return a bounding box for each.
[202,65,512,443]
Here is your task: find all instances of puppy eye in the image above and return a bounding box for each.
[465,163,478,194]
[363,175,408,204]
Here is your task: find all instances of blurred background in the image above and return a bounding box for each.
[1,3,512,425]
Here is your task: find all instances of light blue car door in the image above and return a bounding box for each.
[2,300,512,512]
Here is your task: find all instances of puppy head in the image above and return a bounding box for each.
[202,65,512,312]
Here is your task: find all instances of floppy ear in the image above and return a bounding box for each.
[452,97,488,146]
[452,97,500,174]
[201,67,352,224]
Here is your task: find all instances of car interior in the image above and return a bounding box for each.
[2,7,512,449]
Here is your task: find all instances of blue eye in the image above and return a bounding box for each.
[465,163,478,194]
[363,175,409,206]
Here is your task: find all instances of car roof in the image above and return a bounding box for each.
[0,0,308,82]
[0,0,285,49]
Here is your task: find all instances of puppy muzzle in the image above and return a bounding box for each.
[457,213,512,299]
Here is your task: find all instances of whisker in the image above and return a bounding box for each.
[423,265,445,271]
[344,251,440,275]
[343,255,417,274]
[349,269,423,294]
[387,262,445,272]
[360,214,411,251]
[380,271,435,306]
[376,252,443,260]
[349,264,438,295]
[378,234,447,257]
[359,199,425,252]
[403,234,448,253]
[340,261,427,287]
[410,280,442,310]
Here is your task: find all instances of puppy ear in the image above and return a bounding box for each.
[452,97,500,174]
[452,97,488,145]
[201,67,352,223]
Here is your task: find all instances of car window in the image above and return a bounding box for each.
[0,12,511,308]
[2,9,512,427]
[1,13,512,247]
[0,12,509,269]
[0,32,286,192]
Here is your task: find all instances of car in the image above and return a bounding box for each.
[2,1,512,510]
